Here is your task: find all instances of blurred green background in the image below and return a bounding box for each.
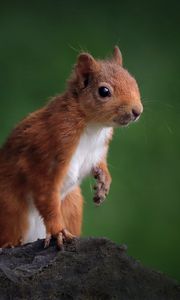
[0,0,180,281]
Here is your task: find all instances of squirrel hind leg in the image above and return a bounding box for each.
[0,195,28,248]
[61,186,83,236]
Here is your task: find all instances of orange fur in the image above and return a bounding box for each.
[0,46,143,248]
[62,186,83,236]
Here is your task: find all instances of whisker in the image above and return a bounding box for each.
[67,44,81,54]
[165,122,173,134]
[108,163,118,170]
[142,98,176,109]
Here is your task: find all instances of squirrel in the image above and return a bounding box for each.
[0,46,143,249]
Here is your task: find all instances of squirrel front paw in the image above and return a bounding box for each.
[44,229,76,250]
[92,166,111,206]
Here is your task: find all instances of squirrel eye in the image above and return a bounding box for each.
[98,86,111,98]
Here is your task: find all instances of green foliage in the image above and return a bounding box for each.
[0,0,179,281]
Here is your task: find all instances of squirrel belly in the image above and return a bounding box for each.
[23,125,112,244]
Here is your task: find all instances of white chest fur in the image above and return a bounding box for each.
[61,125,112,199]
[23,125,112,244]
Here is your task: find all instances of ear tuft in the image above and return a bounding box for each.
[75,53,98,77]
[113,46,123,66]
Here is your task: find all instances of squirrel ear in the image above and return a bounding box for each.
[75,53,98,78]
[113,46,123,66]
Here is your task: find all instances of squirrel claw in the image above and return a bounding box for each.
[62,228,75,241]
[44,233,51,249]
[56,232,64,250]
[93,195,105,206]
[44,229,76,250]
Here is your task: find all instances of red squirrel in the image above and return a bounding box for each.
[0,46,143,249]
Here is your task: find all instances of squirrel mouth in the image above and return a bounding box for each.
[113,115,133,126]
[113,112,140,127]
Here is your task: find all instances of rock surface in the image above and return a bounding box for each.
[0,237,179,300]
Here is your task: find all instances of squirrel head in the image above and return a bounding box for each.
[68,46,143,127]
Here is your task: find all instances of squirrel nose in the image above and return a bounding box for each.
[132,107,142,120]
